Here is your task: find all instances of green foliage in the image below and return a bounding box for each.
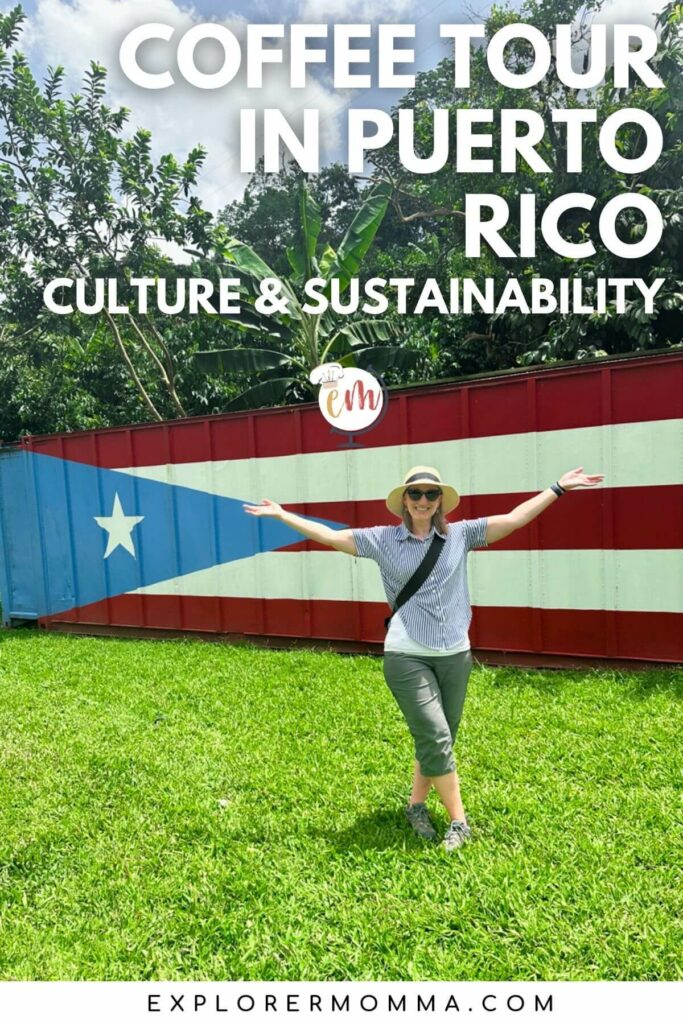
[198,179,420,409]
[369,0,682,370]
[513,0,683,363]
[287,180,322,279]
[0,631,681,979]
[1,0,681,434]
[219,162,365,276]
[0,6,217,432]
[210,0,681,384]
[324,181,392,293]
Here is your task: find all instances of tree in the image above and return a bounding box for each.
[0,5,213,423]
[219,162,365,277]
[195,180,421,410]
[528,0,682,362]
[370,0,682,368]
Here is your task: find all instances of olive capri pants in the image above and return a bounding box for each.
[382,651,473,776]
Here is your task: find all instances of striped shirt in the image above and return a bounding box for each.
[352,518,488,650]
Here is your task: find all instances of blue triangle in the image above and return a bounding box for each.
[22,452,346,617]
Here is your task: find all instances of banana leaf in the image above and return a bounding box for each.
[191,239,302,319]
[214,304,295,344]
[332,319,399,347]
[220,238,301,318]
[318,243,337,277]
[183,255,286,308]
[195,348,292,375]
[324,182,391,295]
[287,182,322,279]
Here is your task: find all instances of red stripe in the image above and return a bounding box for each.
[278,485,683,551]
[42,597,683,662]
[24,354,683,467]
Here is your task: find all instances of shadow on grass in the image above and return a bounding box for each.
[2,629,680,698]
[622,670,683,699]
[0,624,39,642]
[314,806,441,853]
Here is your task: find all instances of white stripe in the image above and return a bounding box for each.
[133,549,683,614]
[113,419,683,500]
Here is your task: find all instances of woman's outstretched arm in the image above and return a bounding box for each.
[484,467,604,545]
[243,499,358,555]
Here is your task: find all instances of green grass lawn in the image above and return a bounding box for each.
[0,631,681,981]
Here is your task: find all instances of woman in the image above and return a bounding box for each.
[244,464,603,851]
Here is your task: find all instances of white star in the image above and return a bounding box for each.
[94,493,145,560]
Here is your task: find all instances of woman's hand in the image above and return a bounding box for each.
[558,467,604,491]
[243,498,284,519]
[242,500,357,554]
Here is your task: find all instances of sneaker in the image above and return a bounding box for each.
[443,819,472,851]
[405,802,438,841]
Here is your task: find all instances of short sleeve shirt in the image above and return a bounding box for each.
[352,519,488,650]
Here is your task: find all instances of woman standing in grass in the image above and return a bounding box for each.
[244,464,602,851]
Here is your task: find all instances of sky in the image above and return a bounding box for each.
[12,0,670,219]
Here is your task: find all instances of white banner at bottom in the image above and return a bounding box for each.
[0,981,681,1024]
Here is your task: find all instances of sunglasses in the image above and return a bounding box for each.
[405,488,442,501]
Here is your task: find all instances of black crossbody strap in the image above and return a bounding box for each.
[384,534,445,630]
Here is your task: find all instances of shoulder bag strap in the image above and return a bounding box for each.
[384,534,445,630]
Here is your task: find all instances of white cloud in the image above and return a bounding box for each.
[297,0,414,22]
[572,0,669,72]
[24,0,347,214]
[593,0,668,26]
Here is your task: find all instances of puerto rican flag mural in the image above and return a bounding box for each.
[0,354,681,662]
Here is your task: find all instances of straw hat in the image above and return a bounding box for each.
[386,466,460,518]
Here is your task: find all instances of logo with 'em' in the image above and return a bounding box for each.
[309,363,387,442]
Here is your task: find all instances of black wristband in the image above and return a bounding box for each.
[550,482,565,497]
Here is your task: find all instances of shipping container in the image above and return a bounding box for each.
[0,351,681,665]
